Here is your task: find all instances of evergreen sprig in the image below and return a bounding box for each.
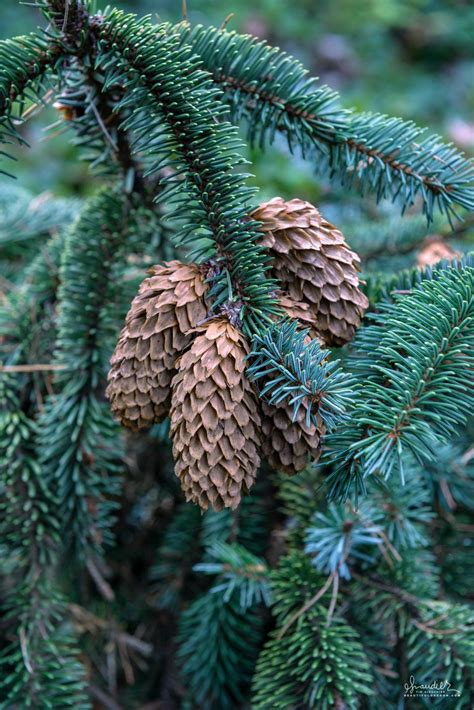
[178,24,474,221]
[0,579,89,709]
[175,23,346,152]
[350,567,473,708]
[94,10,279,331]
[38,189,134,558]
[248,321,353,429]
[0,232,64,373]
[252,553,373,709]
[177,590,265,709]
[252,615,374,709]
[345,212,443,264]
[304,501,384,580]
[327,265,474,500]
[0,33,63,175]
[419,442,474,512]
[369,476,433,550]
[194,541,271,610]
[405,601,474,707]
[0,376,87,708]
[0,377,58,569]
[0,185,79,251]
[364,251,474,306]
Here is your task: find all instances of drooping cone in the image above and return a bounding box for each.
[278,292,325,345]
[106,261,208,431]
[170,318,261,511]
[261,398,325,475]
[252,197,369,345]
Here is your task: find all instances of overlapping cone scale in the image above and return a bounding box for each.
[261,398,326,475]
[252,197,369,345]
[278,292,325,345]
[170,318,262,511]
[106,261,208,431]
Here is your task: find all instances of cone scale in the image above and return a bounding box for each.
[170,319,262,511]
[106,261,208,430]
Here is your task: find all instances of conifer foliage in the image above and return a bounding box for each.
[0,1,473,707]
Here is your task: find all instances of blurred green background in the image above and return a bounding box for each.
[1,0,473,203]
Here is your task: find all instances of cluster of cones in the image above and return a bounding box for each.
[106,198,368,510]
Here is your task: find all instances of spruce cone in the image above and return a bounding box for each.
[106,261,208,430]
[252,197,369,345]
[278,292,324,345]
[170,318,261,511]
[261,399,325,475]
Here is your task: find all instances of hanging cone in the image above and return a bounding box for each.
[170,318,262,511]
[261,398,325,475]
[278,292,325,345]
[252,197,369,345]
[106,261,208,430]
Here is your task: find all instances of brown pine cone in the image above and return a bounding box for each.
[278,292,325,345]
[261,398,326,475]
[106,261,208,430]
[170,318,262,511]
[252,197,369,345]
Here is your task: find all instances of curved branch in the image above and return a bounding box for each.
[0,34,64,168]
[93,11,279,331]
[0,35,62,113]
[177,24,474,221]
[326,264,474,501]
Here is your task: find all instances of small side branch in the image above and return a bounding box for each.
[0,363,69,373]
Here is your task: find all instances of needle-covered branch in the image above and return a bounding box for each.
[178,24,474,221]
[38,189,138,558]
[93,10,279,331]
[248,321,353,430]
[326,263,474,501]
[0,34,64,173]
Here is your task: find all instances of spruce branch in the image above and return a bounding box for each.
[0,34,62,114]
[351,569,474,703]
[194,541,271,611]
[174,23,347,151]
[0,578,89,708]
[364,251,474,306]
[0,185,79,252]
[304,501,384,581]
[326,264,474,501]
[252,554,373,710]
[0,34,65,176]
[52,53,151,191]
[252,615,373,710]
[177,24,474,221]
[0,227,67,372]
[248,321,353,430]
[37,189,137,559]
[0,376,59,571]
[177,588,265,708]
[93,10,279,332]
[39,1,152,193]
[0,376,88,707]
